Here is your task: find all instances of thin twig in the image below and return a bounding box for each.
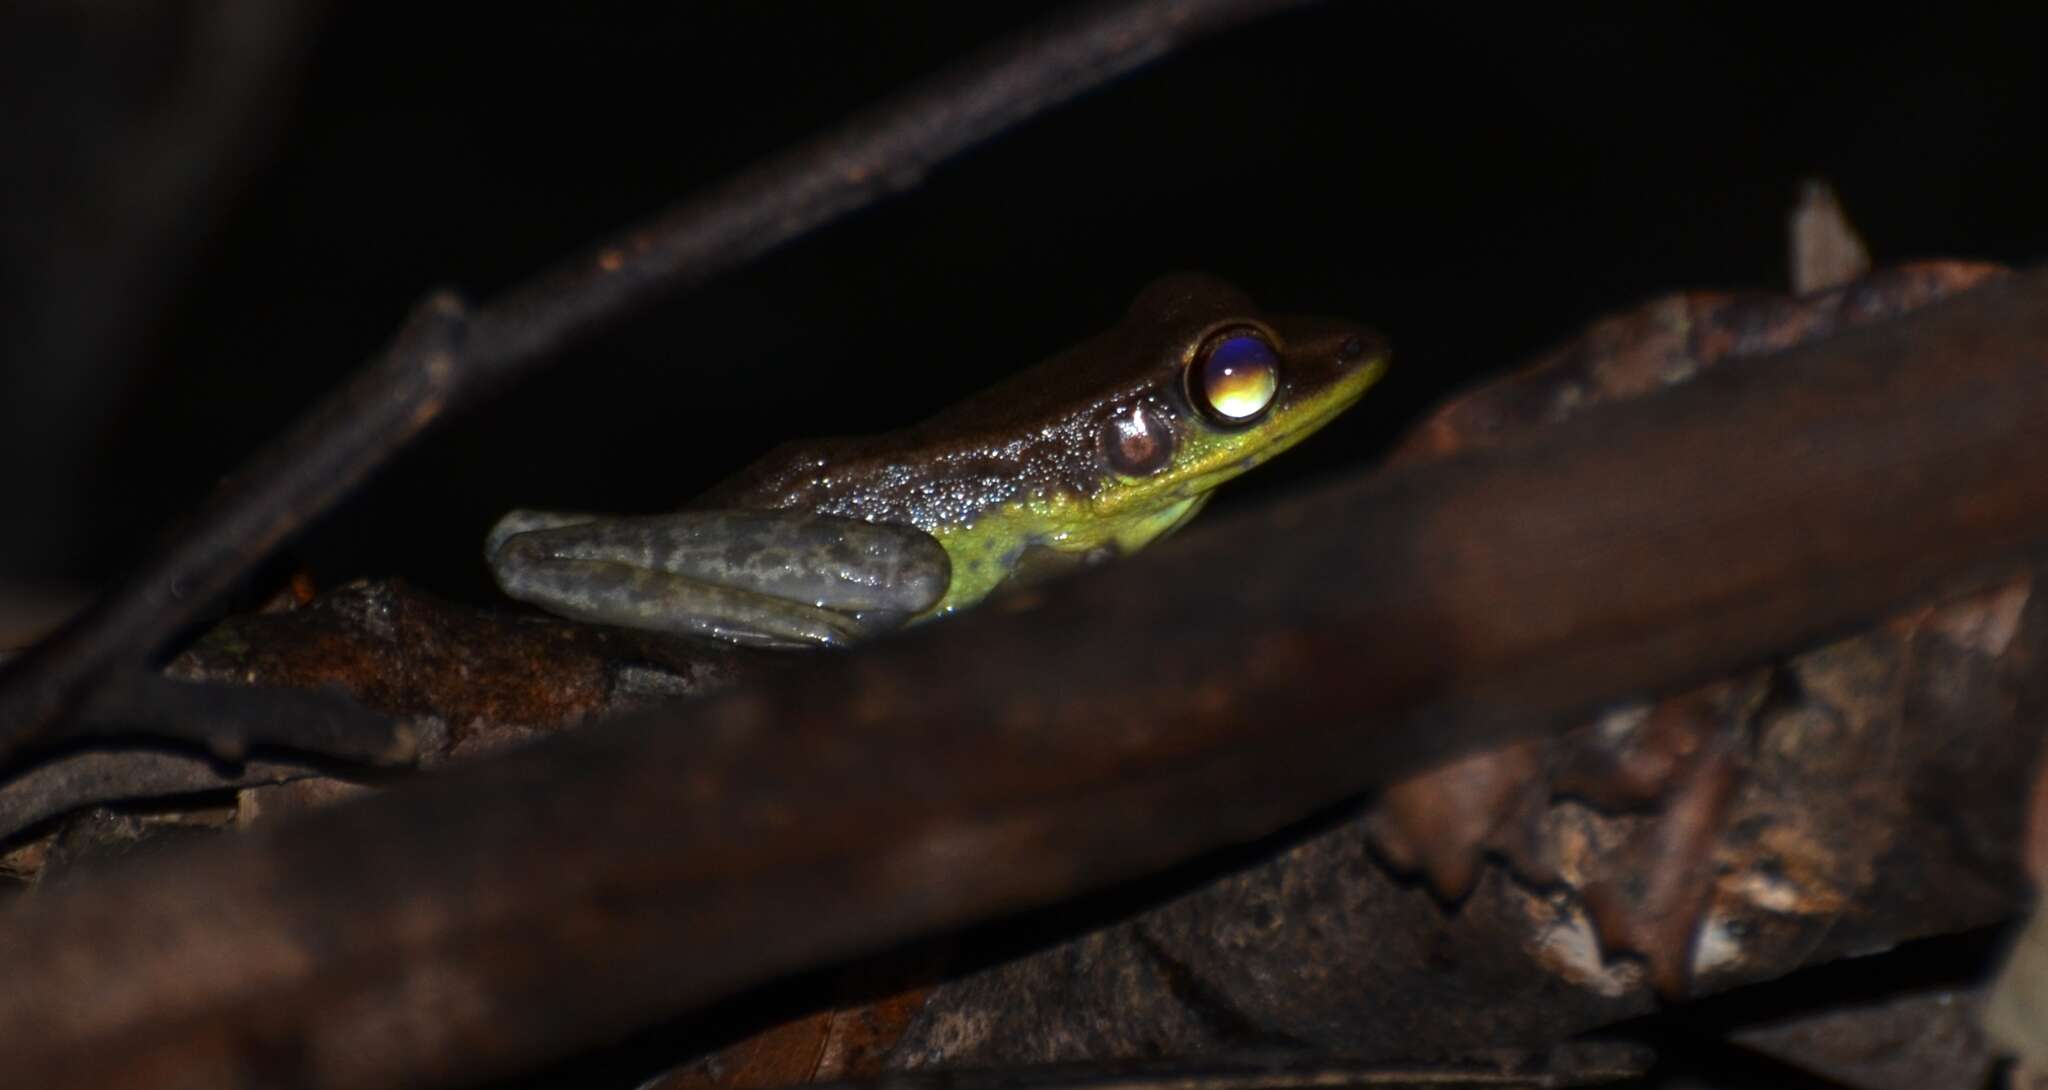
[0,672,415,842]
[70,672,418,766]
[2,266,2044,1090]
[808,1048,1653,1090]
[0,294,467,763]
[0,751,318,845]
[0,0,1313,763]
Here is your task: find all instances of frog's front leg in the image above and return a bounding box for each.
[485,509,951,648]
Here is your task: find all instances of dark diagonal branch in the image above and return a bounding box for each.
[0,294,467,764]
[3,267,2046,1090]
[0,0,1312,763]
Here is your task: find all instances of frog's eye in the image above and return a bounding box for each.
[1101,401,1176,477]
[1188,328,1280,426]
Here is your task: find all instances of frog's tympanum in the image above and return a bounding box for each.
[487,274,1387,647]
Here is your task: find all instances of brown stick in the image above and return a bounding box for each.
[66,672,418,766]
[0,673,415,841]
[0,0,1311,764]
[3,267,2047,1089]
[0,750,318,842]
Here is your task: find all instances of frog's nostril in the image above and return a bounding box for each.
[1337,334,1368,363]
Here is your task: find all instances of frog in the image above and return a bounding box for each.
[486,274,1387,648]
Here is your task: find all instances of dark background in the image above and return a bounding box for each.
[4,2,2043,627]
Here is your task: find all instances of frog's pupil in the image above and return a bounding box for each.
[1196,332,1280,424]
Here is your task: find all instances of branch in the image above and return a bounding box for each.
[0,750,318,844]
[0,673,417,842]
[813,1048,1652,1090]
[0,578,765,841]
[67,671,418,766]
[1,266,2046,1089]
[0,0,1313,763]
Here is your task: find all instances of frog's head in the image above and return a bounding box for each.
[1075,273,1388,527]
[892,273,1386,611]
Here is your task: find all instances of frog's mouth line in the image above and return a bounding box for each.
[1173,357,1388,498]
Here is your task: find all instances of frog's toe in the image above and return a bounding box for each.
[486,509,602,559]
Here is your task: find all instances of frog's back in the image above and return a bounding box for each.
[699,274,1264,532]
[696,419,1100,533]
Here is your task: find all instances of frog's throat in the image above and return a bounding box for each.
[918,355,1384,619]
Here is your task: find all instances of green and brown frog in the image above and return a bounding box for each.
[487,274,1386,647]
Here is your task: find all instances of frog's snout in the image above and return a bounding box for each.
[485,513,524,560]
[486,509,601,561]
[1332,327,1390,372]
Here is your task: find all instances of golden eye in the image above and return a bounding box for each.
[1188,329,1279,425]
[1100,401,1176,477]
